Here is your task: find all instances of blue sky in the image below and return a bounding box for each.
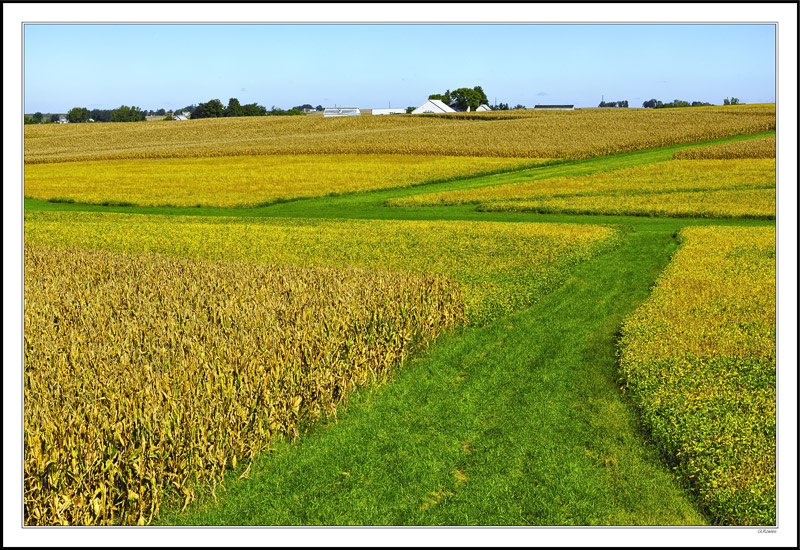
[24,23,775,113]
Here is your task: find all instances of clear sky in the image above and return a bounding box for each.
[24,23,775,113]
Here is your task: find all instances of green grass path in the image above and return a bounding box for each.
[159,222,709,525]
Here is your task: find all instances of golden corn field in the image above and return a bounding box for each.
[24,243,465,525]
[24,211,621,324]
[389,159,776,208]
[24,154,539,207]
[479,189,776,219]
[24,107,774,163]
[673,135,776,159]
[617,226,776,525]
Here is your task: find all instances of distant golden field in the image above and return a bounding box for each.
[673,135,776,159]
[24,107,775,163]
[23,154,538,207]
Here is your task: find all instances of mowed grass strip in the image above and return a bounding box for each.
[618,226,776,525]
[159,223,708,526]
[24,211,622,325]
[24,243,464,525]
[23,154,541,208]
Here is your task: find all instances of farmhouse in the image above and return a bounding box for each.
[324,107,361,117]
[372,108,406,115]
[475,104,491,112]
[173,115,188,121]
[533,104,575,110]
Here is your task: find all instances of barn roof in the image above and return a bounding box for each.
[412,99,456,114]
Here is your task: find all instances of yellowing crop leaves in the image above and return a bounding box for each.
[390,159,775,206]
[390,158,776,219]
[480,189,775,219]
[24,243,465,525]
[23,154,539,207]
[24,211,621,324]
[673,135,776,159]
[618,225,776,525]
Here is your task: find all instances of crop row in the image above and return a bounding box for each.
[24,107,775,164]
[23,154,538,208]
[673,135,776,159]
[23,212,621,325]
[389,158,776,219]
[390,159,775,205]
[24,243,465,525]
[617,226,776,525]
[478,189,775,219]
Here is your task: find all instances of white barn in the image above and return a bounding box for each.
[372,108,406,115]
[411,99,456,114]
[324,107,361,117]
[412,99,492,114]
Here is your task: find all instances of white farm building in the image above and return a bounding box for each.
[411,99,456,114]
[323,107,361,117]
[411,99,492,114]
[372,108,406,115]
[533,104,575,110]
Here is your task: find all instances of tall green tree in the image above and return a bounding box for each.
[110,105,144,122]
[449,88,482,111]
[192,99,225,119]
[473,86,488,106]
[225,98,242,117]
[33,112,43,122]
[67,107,90,123]
[240,103,267,117]
[89,109,112,122]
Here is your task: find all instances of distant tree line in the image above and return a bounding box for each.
[642,98,718,109]
[599,100,629,108]
[28,98,317,124]
[24,112,47,124]
[189,98,309,119]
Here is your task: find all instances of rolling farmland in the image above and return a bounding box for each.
[22,105,778,527]
[24,154,543,208]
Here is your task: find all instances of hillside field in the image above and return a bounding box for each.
[23,105,777,527]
